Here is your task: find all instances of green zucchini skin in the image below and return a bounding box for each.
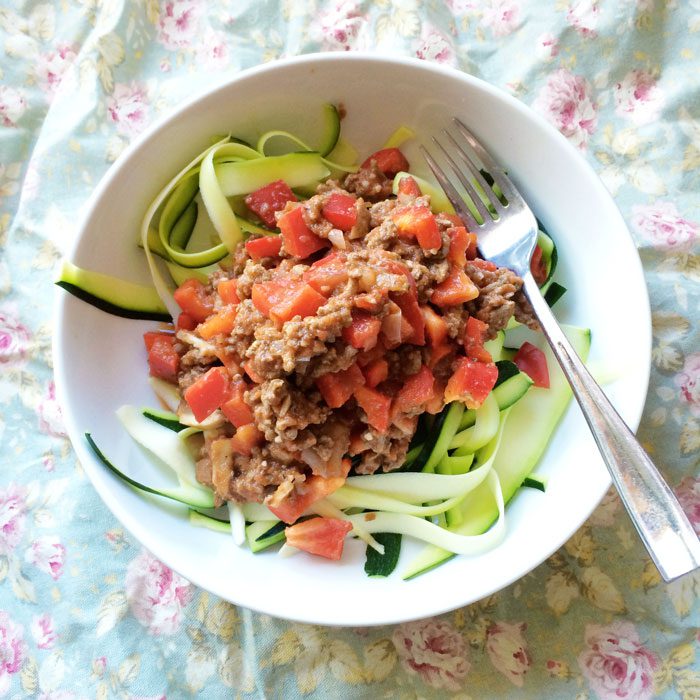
[402,326,591,580]
[56,260,171,322]
[56,280,171,322]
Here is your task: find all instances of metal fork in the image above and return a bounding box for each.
[422,117,700,583]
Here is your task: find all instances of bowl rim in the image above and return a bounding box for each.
[53,51,652,626]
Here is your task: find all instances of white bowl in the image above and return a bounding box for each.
[53,53,651,626]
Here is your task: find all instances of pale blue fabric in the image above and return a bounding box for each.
[1,1,699,698]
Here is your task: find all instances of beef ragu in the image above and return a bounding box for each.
[152,157,537,510]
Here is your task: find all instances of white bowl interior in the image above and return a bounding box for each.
[54,54,651,626]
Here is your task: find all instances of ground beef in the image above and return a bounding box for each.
[464,262,522,339]
[343,163,393,201]
[174,169,531,505]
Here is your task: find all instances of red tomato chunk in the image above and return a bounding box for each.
[184,367,230,423]
[285,517,353,560]
[269,474,347,524]
[322,193,357,231]
[444,357,498,409]
[221,378,254,427]
[514,341,550,388]
[316,363,365,409]
[304,252,349,295]
[278,206,328,258]
[342,310,382,351]
[431,267,479,307]
[244,180,296,228]
[463,316,492,363]
[361,147,409,177]
[397,175,422,197]
[392,206,441,250]
[393,365,435,414]
[245,235,283,261]
[174,279,214,324]
[147,335,179,384]
[354,385,392,433]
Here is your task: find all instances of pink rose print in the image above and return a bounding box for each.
[0,612,26,697]
[0,305,31,369]
[392,618,469,691]
[481,0,521,37]
[125,549,193,635]
[195,30,229,70]
[631,201,698,250]
[35,44,78,98]
[614,70,665,125]
[0,483,27,556]
[567,0,600,38]
[156,0,202,50]
[675,476,700,534]
[674,353,700,418]
[578,621,658,700]
[415,27,456,65]
[25,535,66,580]
[31,614,57,650]
[107,82,150,139]
[485,621,532,687]
[311,0,366,51]
[37,381,67,438]
[0,85,27,127]
[533,68,598,150]
[535,33,559,61]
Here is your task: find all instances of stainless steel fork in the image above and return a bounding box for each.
[422,117,700,582]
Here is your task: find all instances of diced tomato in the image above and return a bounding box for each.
[354,385,392,433]
[465,232,478,260]
[244,179,296,228]
[354,292,386,313]
[393,365,435,415]
[391,290,425,346]
[278,205,328,258]
[304,251,349,296]
[447,226,469,267]
[428,343,454,370]
[221,378,254,427]
[421,306,448,347]
[197,307,237,340]
[184,367,230,422]
[425,379,446,414]
[321,192,357,231]
[229,424,263,456]
[530,244,548,286]
[361,147,409,177]
[242,361,264,384]
[463,316,492,363]
[355,340,386,367]
[143,331,174,352]
[342,310,382,351]
[285,517,352,560]
[431,266,480,307]
[269,283,326,324]
[444,357,498,409]
[147,336,179,383]
[397,175,422,197]
[177,313,197,331]
[316,363,365,409]
[470,258,498,272]
[514,341,550,388]
[392,206,442,250]
[251,279,288,318]
[245,235,283,261]
[269,474,347,524]
[215,346,242,375]
[216,278,240,306]
[362,358,389,388]
[173,279,214,324]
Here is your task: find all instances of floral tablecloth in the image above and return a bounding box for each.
[1,1,699,698]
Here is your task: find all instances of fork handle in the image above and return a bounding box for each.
[523,274,700,582]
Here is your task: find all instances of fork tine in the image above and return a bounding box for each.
[432,135,496,222]
[420,146,480,232]
[453,117,518,201]
[441,130,503,213]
